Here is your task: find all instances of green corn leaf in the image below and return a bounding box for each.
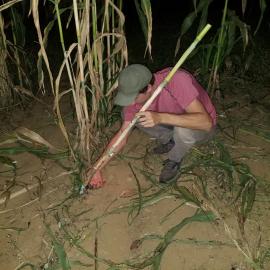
[245,181,256,215]
[242,0,247,15]
[236,163,250,175]
[134,0,152,57]
[226,20,236,56]
[200,42,216,73]
[0,145,68,160]
[0,146,44,155]
[240,185,248,221]
[234,173,250,204]
[174,185,201,206]
[216,141,233,165]
[254,0,267,35]
[109,0,125,29]
[175,0,212,56]
[193,0,198,13]
[216,142,234,186]
[11,7,25,47]
[160,203,185,224]
[130,211,215,269]
[134,0,147,40]
[228,9,249,52]
[180,0,209,37]
[0,0,22,12]
[46,224,71,270]
[167,211,216,239]
[239,173,250,186]
[175,12,197,56]
[197,0,212,34]
[127,163,143,224]
[240,180,256,221]
[141,0,152,57]
[0,156,16,170]
[2,145,35,155]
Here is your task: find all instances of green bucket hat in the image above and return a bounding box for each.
[114,64,152,106]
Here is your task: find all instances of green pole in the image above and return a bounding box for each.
[165,24,211,82]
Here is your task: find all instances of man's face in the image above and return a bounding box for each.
[134,85,152,104]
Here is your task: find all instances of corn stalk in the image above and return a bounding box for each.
[0,0,152,162]
[0,2,37,108]
[175,0,267,96]
[47,0,128,161]
[134,0,152,58]
[10,7,23,87]
[0,14,12,107]
[208,0,229,94]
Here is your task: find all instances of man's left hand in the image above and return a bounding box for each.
[136,111,161,127]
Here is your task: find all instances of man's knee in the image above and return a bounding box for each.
[136,124,173,143]
[173,127,200,144]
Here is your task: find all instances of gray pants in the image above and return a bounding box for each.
[136,124,216,162]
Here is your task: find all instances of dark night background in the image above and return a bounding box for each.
[14,0,270,78]
[124,0,270,70]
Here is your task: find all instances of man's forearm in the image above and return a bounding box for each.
[93,130,127,171]
[158,112,213,131]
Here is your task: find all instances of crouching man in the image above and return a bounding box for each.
[86,64,216,188]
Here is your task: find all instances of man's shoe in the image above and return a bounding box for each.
[152,139,175,155]
[159,159,180,184]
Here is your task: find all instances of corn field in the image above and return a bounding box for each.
[0,2,269,269]
[0,13,12,108]
[0,0,267,161]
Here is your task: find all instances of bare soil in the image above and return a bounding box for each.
[0,68,270,270]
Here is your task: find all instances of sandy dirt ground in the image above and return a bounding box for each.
[0,73,270,270]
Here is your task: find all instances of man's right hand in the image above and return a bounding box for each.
[84,121,131,191]
[86,170,105,189]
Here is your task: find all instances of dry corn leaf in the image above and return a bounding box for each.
[15,127,59,151]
